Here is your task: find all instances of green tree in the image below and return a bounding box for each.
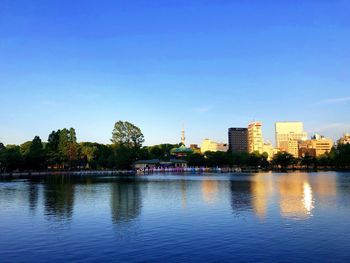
[272,152,296,170]
[186,153,206,167]
[0,142,5,172]
[111,121,144,149]
[58,128,79,169]
[0,145,22,172]
[47,130,61,167]
[21,136,46,170]
[300,154,317,170]
[333,144,350,168]
[80,142,99,169]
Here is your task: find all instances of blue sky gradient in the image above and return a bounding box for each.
[1,0,349,146]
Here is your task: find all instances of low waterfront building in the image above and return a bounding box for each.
[133,159,188,170]
[200,139,228,153]
[134,159,160,170]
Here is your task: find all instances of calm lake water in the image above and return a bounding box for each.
[1,172,350,262]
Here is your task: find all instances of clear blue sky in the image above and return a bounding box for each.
[1,0,349,146]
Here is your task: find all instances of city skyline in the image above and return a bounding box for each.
[1,1,350,145]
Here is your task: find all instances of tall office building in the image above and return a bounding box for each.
[248,122,264,154]
[275,122,307,157]
[228,128,248,153]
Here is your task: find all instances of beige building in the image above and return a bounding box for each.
[338,133,350,145]
[200,139,228,153]
[299,134,333,157]
[262,142,280,160]
[275,122,307,157]
[248,122,264,154]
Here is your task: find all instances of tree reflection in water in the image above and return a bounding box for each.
[110,179,142,224]
[44,176,75,221]
[28,182,39,213]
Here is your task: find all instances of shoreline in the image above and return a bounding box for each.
[1,168,349,179]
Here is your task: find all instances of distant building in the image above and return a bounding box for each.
[275,122,307,157]
[228,128,248,153]
[248,122,264,154]
[299,134,333,157]
[190,144,201,153]
[337,133,350,145]
[200,139,228,153]
[133,159,188,170]
[262,142,280,161]
[170,145,193,158]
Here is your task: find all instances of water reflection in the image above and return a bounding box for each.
[180,180,187,208]
[202,180,218,205]
[228,173,338,220]
[230,180,253,214]
[278,174,314,219]
[28,183,39,212]
[251,175,273,219]
[110,180,142,224]
[44,176,75,221]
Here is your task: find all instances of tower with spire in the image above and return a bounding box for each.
[181,127,186,146]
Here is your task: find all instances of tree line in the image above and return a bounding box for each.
[1,121,350,172]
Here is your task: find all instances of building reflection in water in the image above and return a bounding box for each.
[44,176,75,221]
[230,173,337,220]
[110,180,142,224]
[202,180,218,205]
[251,174,274,219]
[230,179,253,215]
[278,174,314,220]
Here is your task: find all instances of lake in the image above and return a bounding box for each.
[1,172,350,262]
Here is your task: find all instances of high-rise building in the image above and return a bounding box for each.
[248,122,264,154]
[228,128,248,153]
[200,139,228,153]
[275,122,307,157]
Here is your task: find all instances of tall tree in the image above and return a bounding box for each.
[111,121,144,149]
[47,130,61,167]
[58,128,79,169]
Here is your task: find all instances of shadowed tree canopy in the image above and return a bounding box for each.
[272,152,296,169]
[112,121,144,149]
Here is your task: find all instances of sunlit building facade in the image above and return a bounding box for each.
[248,122,264,154]
[275,122,307,157]
[298,134,333,157]
[262,142,280,161]
[200,139,228,153]
[337,133,350,145]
